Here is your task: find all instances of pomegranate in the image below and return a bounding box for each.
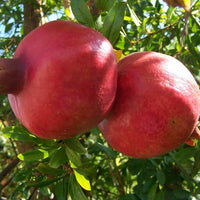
[98,51,200,158]
[0,20,117,139]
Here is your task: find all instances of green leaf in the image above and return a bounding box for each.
[68,175,88,200]
[90,126,101,135]
[13,168,33,182]
[127,3,141,26]
[65,145,82,167]
[186,35,200,63]
[64,138,86,154]
[156,171,166,186]
[18,149,51,162]
[147,183,157,200]
[37,163,63,176]
[2,126,39,142]
[74,169,91,191]
[96,0,115,11]
[155,191,165,200]
[49,147,68,168]
[94,142,117,158]
[118,194,137,200]
[102,2,126,45]
[174,147,195,164]
[71,0,94,28]
[5,23,13,33]
[55,179,68,200]
[10,183,27,200]
[173,188,191,199]
[29,176,63,188]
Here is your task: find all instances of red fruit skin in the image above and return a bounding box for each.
[98,51,200,158]
[8,20,117,139]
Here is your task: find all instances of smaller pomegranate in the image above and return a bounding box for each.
[98,51,200,158]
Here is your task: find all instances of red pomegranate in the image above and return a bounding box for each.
[98,51,200,158]
[0,20,117,139]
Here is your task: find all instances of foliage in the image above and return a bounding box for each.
[0,0,200,199]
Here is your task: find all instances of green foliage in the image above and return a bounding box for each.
[0,0,200,199]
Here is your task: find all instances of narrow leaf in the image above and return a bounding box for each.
[2,126,38,143]
[102,2,126,45]
[71,0,94,28]
[156,171,166,186]
[96,0,115,11]
[65,145,82,167]
[118,194,137,200]
[68,175,88,200]
[18,149,50,162]
[64,138,86,154]
[127,3,141,26]
[37,163,63,176]
[55,179,68,200]
[95,142,117,158]
[49,147,68,168]
[74,169,91,191]
[147,183,157,200]
[29,176,63,188]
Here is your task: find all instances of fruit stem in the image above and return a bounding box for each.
[190,126,200,140]
[0,57,24,95]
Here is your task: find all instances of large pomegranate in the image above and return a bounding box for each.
[0,20,117,139]
[98,51,200,158]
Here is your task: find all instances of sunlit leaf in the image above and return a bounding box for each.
[127,3,141,26]
[114,49,123,62]
[68,175,88,200]
[102,2,126,45]
[163,0,191,11]
[18,149,51,162]
[74,169,91,191]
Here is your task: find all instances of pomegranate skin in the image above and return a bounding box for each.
[98,51,200,158]
[8,20,117,139]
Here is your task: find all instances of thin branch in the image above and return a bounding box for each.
[130,20,181,46]
[28,187,38,200]
[181,11,190,46]
[0,176,13,192]
[0,158,20,183]
[113,159,125,195]
[105,155,125,196]
[9,138,18,157]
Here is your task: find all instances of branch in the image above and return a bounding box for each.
[0,176,13,192]
[105,155,125,196]
[0,158,20,183]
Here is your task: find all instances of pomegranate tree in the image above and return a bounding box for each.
[0,20,117,139]
[98,51,200,158]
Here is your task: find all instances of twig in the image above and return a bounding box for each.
[28,187,38,200]
[113,159,125,195]
[181,11,190,46]
[105,155,125,196]
[130,20,181,46]
[0,176,13,192]
[9,138,18,157]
